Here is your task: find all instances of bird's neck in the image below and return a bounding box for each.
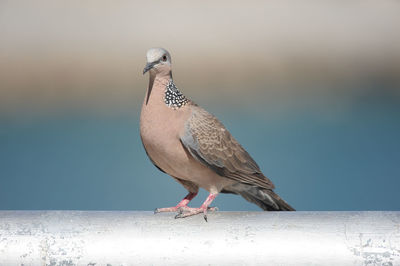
[145,71,189,110]
[163,79,189,109]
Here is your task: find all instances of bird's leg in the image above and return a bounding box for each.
[154,191,198,213]
[175,193,218,221]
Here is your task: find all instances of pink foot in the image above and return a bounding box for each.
[175,206,218,221]
[154,192,198,214]
[175,193,218,222]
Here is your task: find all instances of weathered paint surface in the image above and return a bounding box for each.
[0,211,399,265]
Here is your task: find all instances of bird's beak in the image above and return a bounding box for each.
[143,62,156,75]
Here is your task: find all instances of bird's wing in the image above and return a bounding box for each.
[180,106,275,189]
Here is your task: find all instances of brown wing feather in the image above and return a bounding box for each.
[181,106,275,189]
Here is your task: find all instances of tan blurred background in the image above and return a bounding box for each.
[1,0,399,115]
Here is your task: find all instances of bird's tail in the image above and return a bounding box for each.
[237,186,295,211]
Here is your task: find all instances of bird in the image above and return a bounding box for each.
[140,48,294,221]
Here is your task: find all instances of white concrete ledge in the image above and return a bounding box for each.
[0,211,399,265]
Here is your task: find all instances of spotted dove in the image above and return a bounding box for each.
[140,48,294,220]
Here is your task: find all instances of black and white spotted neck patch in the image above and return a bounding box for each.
[164,80,189,109]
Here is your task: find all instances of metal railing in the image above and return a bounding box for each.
[0,211,399,265]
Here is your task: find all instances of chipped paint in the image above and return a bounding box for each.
[0,211,399,265]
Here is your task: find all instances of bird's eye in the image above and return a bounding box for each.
[162,55,167,62]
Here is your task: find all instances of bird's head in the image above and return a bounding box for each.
[143,48,172,76]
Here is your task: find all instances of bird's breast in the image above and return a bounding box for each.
[140,98,192,173]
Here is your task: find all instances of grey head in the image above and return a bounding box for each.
[143,48,172,75]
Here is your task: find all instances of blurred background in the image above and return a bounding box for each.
[0,0,399,211]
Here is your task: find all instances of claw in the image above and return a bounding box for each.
[207,206,218,212]
[204,214,208,222]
